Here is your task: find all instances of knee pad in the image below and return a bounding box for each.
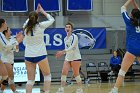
[61,75,66,82]
[2,76,8,80]
[75,75,81,83]
[118,69,126,77]
[8,78,15,85]
[27,80,35,86]
[2,80,8,85]
[44,74,51,81]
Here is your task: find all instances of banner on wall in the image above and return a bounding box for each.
[13,62,40,82]
[2,0,28,12]
[34,0,60,12]
[11,28,106,50]
[67,0,93,11]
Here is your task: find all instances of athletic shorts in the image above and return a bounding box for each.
[127,48,140,57]
[67,59,82,62]
[73,59,82,61]
[25,55,47,63]
[127,39,140,57]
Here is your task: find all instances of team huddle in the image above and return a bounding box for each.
[0,0,140,93]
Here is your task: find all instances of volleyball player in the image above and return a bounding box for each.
[23,4,55,93]
[0,18,23,93]
[0,18,8,93]
[56,22,83,93]
[0,27,20,93]
[109,0,140,93]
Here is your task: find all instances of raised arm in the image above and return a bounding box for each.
[23,4,55,30]
[123,0,132,9]
[37,4,55,28]
[131,0,139,9]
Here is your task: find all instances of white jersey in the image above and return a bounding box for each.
[1,36,18,64]
[0,32,18,52]
[23,13,55,57]
[64,34,81,61]
[0,32,18,60]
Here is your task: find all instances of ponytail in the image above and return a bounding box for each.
[131,9,140,27]
[131,18,139,26]
[25,11,38,35]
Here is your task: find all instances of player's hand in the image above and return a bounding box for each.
[16,31,24,43]
[55,51,65,59]
[37,3,45,13]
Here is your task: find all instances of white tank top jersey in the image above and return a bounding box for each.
[23,13,55,57]
[64,33,81,61]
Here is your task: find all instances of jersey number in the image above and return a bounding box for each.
[136,26,140,33]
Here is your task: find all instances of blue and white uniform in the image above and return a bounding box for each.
[121,6,140,56]
[1,36,19,64]
[0,32,18,61]
[64,33,81,61]
[23,13,54,62]
[0,32,18,52]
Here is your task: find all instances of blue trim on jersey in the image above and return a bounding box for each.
[122,12,131,25]
[0,34,6,45]
[71,34,74,45]
[25,55,47,63]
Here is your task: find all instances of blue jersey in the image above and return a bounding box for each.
[121,6,140,56]
[110,56,121,66]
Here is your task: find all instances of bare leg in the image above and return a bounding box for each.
[61,61,70,87]
[25,61,36,93]
[109,52,136,93]
[1,63,16,92]
[56,61,71,93]
[0,60,8,80]
[38,58,51,93]
[71,61,82,87]
[114,52,135,88]
[0,61,8,92]
[111,52,135,90]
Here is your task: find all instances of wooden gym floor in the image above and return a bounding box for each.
[3,81,140,93]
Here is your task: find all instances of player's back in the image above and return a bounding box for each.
[24,23,47,57]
